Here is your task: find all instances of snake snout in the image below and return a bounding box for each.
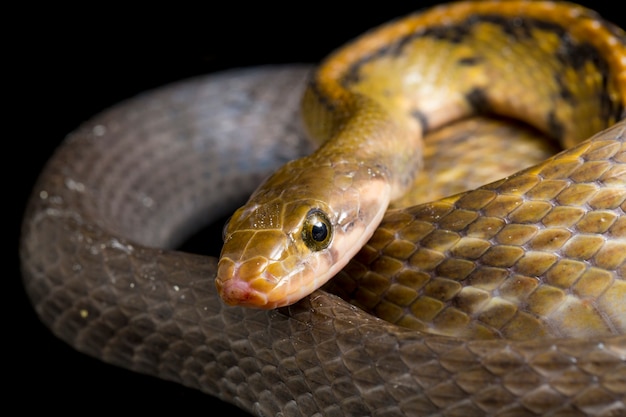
[215,256,280,308]
[215,277,267,307]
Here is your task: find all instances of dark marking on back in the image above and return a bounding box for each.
[337,10,625,131]
[556,38,603,71]
[457,56,482,66]
[411,110,429,133]
[307,77,336,111]
[475,15,536,40]
[554,76,574,103]
[419,20,473,44]
[555,39,625,126]
[547,111,565,142]
[465,88,492,114]
[341,14,572,86]
[598,71,625,126]
[551,27,624,125]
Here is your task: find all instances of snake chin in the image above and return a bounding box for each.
[215,278,264,307]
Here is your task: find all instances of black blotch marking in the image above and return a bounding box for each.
[556,38,602,71]
[475,15,536,40]
[457,56,482,66]
[338,12,625,127]
[307,77,337,111]
[411,110,429,132]
[420,20,474,44]
[341,67,362,86]
[552,27,624,124]
[599,75,624,126]
[465,88,492,114]
[554,76,575,104]
[547,111,565,142]
[342,14,565,87]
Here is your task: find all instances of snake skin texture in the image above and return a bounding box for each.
[19,3,625,417]
[20,65,626,416]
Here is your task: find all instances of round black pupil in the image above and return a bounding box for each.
[311,221,328,242]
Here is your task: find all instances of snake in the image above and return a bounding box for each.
[19,1,626,416]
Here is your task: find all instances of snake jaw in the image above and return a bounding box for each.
[214,270,269,307]
[216,249,317,308]
[216,220,328,308]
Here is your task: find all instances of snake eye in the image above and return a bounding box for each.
[302,209,333,251]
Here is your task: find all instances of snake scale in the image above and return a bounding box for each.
[19,1,626,416]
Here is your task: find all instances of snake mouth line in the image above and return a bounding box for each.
[216,278,267,307]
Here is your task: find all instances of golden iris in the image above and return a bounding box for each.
[302,209,332,251]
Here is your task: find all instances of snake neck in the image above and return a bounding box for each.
[217,94,425,309]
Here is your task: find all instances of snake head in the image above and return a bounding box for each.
[215,158,391,309]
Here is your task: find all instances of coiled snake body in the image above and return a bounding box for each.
[20,2,626,416]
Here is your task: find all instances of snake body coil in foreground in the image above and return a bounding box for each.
[20,2,626,416]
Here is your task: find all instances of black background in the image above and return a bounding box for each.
[13,2,623,414]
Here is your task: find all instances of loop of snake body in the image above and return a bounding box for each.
[20,2,626,416]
